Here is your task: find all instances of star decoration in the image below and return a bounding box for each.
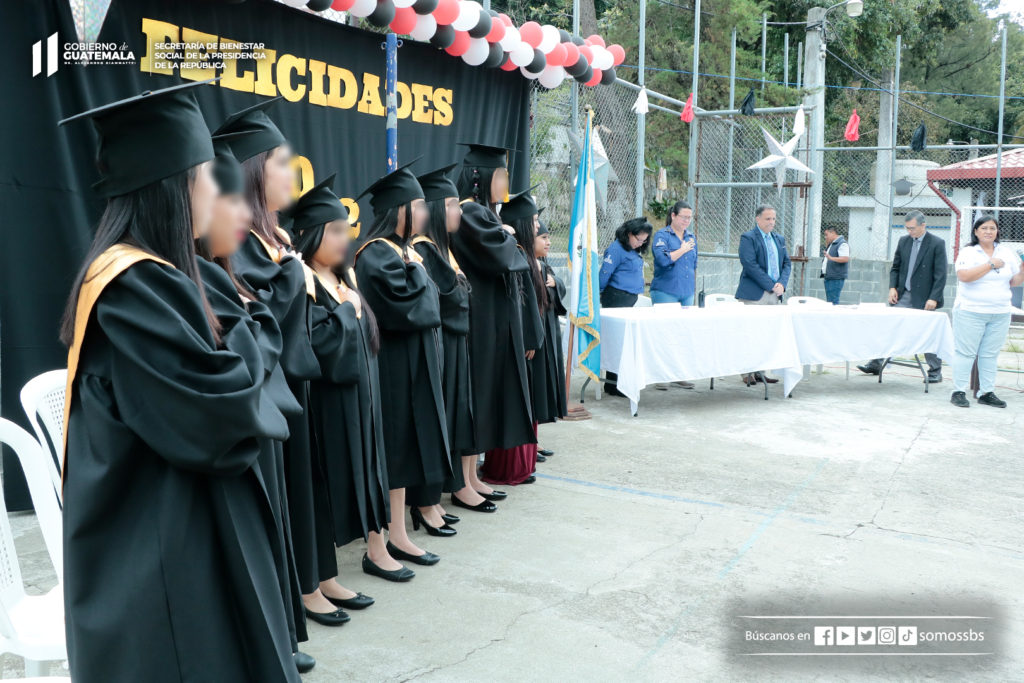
[747,126,813,193]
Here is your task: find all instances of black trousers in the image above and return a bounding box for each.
[600,287,639,390]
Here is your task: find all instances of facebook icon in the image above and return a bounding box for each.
[814,626,833,646]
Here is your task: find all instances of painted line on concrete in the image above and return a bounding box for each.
[533,473,728,508]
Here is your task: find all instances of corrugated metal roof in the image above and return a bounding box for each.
[927,148,1024,180]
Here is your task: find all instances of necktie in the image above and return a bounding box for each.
[765,233,779,281]
[905,237,921,291]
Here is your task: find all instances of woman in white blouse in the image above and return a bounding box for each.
[950,215,1024,408]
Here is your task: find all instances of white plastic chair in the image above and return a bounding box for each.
[20,370,67,496]
[0,420,67,675]
[704,293,739,307]
[787,297,850,378]
[1,420,63,584]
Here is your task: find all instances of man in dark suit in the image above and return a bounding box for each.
[857,210,948,381]
[735,204,791,384]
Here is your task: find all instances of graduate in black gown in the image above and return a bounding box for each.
[533,218,570,444]
[285,174,401,600]
[353,162,451,576]
[213,101,324,663]
[449,145,536,502]
[59,81,299,682]
[405,163,474,536]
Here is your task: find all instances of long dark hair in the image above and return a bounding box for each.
[241,149,283,248]
[967,214,1000,247]
[666,200,691,226]
[615,217,653,255]
[456,165,501,211]
[361,203,414,256]
[296,223,381,355]
[195,235,256,302]
[61,167,221,346]
[423,198,453,255]
[510,215,548,311]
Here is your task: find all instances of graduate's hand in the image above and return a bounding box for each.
[525,349,536,360]
[546,274,556,288]
[343,287,362,317]
[502,224,515,235]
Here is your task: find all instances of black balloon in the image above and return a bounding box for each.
[468,11,492,38]
[574,65,593,84]
[413,0,439,14]
[430,23,456,48]
[570,34,586,46]
[600,67,617,85]
[526,48,546,74]
[558,29,572,44]
[307,0,333,10]
[565,54,589,77]
[483,42,505,68]
[367,0,395,27]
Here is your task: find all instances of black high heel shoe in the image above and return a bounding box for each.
[477,489,507,501]
[303,605,350,626]
[411,507,457,537]
[441,513,460,525]
[450,494,497,513]
[386,541,440,566]
[361,553,415,582]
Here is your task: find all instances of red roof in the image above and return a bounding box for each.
[927,148,1024,181]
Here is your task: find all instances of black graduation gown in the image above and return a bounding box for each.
[308,277,390,548]
[533,260,569,423]
[449,202,535,452]
[198,258,306,651]
[64,260,300,683]
[354,238,451,490]
[232,233,324,595]
[412,239,473,493]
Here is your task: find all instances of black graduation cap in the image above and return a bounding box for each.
[536,218,550,236]
[459,142,517,169]
[356,159,425,216]
[911,122,927,152]
[58,78,217,198]
[417,163,459,203]
[499,185,540,223]
[740,88,756,116]
[280,174,348,236]
[211,132,246,195]
[212,96,286,162]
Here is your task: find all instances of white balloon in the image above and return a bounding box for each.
[280,0,309,7]
[462,37,490,66]
[349,0,376,18]
[451,1,480,31]
[538,25,560,53]
[393,0,417,6]
[538,65,566,89]
[519,65,541,80]
[498,26,520,51]
[509,41,534,67]
[591,45,613,71]
[409,12,437,40]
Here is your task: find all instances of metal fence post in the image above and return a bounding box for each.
[686,0,701,207]
[885,35,902,256]
[636,0,646,216]
[995,24,1007,215]
[725,29,736,250]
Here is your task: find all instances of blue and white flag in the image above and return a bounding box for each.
[567,110,601,382]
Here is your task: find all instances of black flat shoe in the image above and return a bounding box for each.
[927,374,943,384]
[386,541,440,566]
[361,553,415,582]
[450,494,497,513]
[538,449,554,456]
[978,391,1006,408]
[536,453,547,463]
[411,507,457,537]
[950,391,970,408]
[857,364,880,376]
[295,652,316,674]
[304,606,350,626]
[325,592,374,610]
[441,513,460,525]
[521,475,536,484]
[477,489,507,501]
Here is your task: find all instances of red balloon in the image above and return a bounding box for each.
[500,57,518,71]
[562,41,579,66]
[486,18,506,43]
[578,45,594,64]
[608,43,626,66]
[331,0,356,9]
[586,68,602,87]
[445,30,471,56]
[433,0,459,25]
[519,21,543,48]
[390,7,418,34]
[587,34,606,47]
[498,13,513,27]
[546,43,567,67]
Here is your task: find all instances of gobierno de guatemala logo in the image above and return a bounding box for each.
[32,32,136,77]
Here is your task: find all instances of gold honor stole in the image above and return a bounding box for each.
[314,271,361,319]
[252,228,317,300]
[354,237,424,265]
[410,234,463,276]
[62,244,172,486]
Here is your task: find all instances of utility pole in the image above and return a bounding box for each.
[802,7,826,260]
[995,24,1007,214]
[636,0,646,215]
[686,0,701,207]
[884,35,902,257]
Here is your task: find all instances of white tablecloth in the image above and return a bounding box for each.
[599,306,805,411]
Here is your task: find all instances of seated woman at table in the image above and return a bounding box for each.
[599,217,651,397]
[950,215,1024,408]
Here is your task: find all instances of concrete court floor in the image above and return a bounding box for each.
[5,360,1024,682]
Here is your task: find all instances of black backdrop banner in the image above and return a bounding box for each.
[0,0,531,509]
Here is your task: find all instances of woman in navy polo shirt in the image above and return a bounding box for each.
[650,200,698,306]
[599,217,651,396]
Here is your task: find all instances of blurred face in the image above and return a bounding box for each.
[756,209,777,233]
[263,144,295,212]
[490,168,509,203]
[671,207,693,232]
[532,213,541,231]
[208,193,252,258]
[445,196,462,233]
[313,218,351,270]
[411,198,428,235]
[905,217,926,239]
[190,161,218,239]
[974,220,998,246]
[535,231,551,258]
[824,229,838,244]
[629,230,649,250]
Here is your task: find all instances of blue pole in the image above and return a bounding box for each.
[385,33,399,172]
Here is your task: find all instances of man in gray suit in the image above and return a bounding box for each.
[857,210,948,382]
